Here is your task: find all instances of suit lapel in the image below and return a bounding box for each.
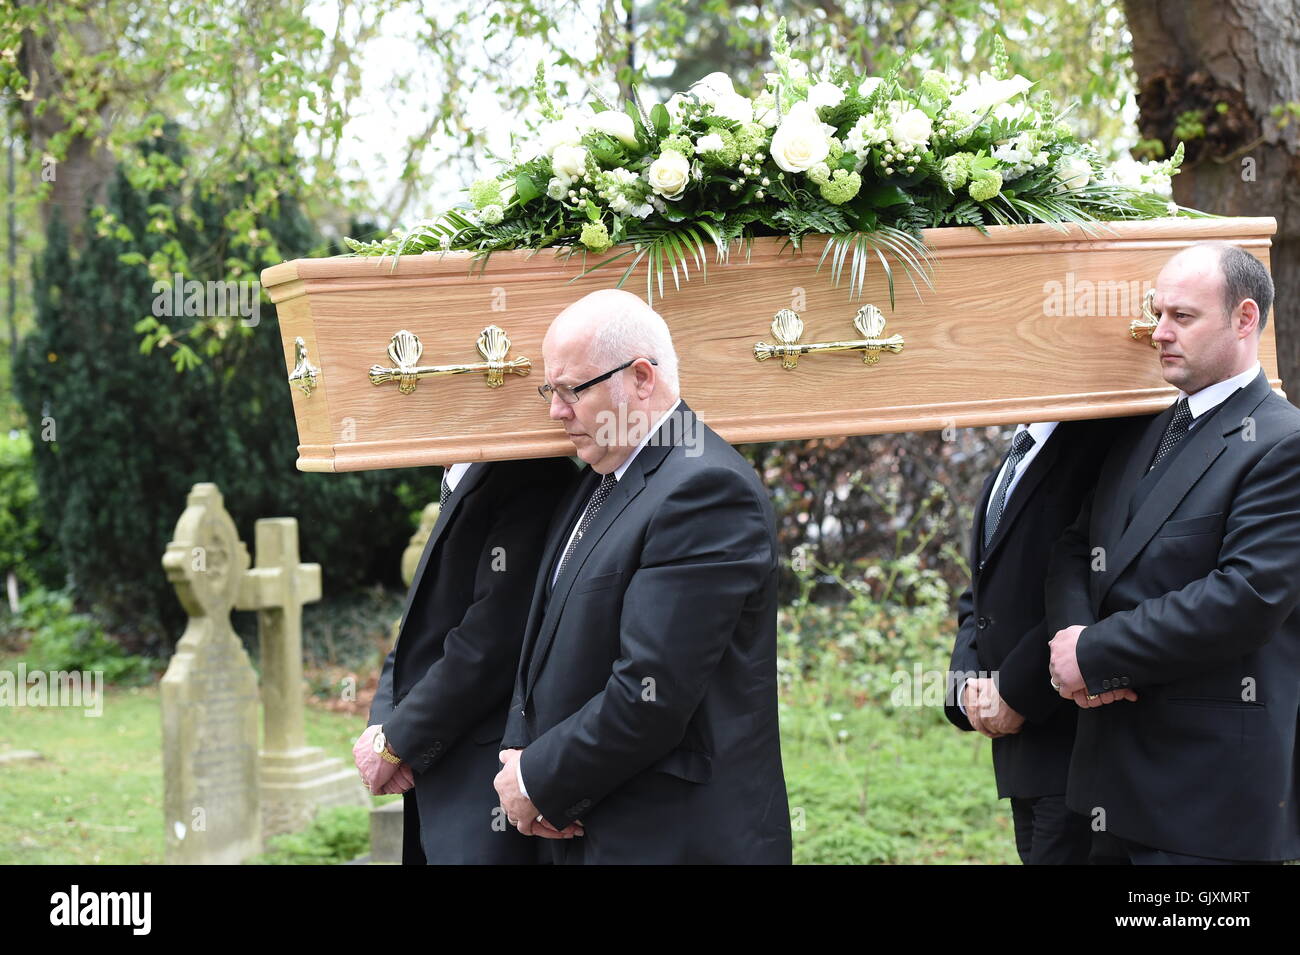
[1094,372,1270,604]
[523,404,691,699]
[396,463,490,636]
[981,427,1064,563]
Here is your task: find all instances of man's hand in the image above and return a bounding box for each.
[494,749,583,840]
[1049,625,1088,697]
[352,724,399,793]
[964,677,1023,738]
[374,762,415,794]
[1070,688,1139,709]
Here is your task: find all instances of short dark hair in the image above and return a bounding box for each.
[1196,241,1274,331]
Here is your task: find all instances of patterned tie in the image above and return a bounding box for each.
[439,471,452,509]
[1149,397,1193,472]
[555,472,617,581]
[984,429,1036,548]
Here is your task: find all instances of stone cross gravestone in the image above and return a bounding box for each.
[238,517,367,839]
[160,483,261,864]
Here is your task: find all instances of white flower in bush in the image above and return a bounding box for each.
[695,133,727,154]
[591,110,639,148]
[712,93,754,125]
[770,101,832,172]
[753,92,780,128]
[890,107,933,150]
[546,176,572,200]
[808,81,845,110]
[948,72,1034,116]
[846,114,888,155]
[552,143,588,179]
[648,150,691,199]
[690,71,736,106]
[1055,154,1092,191]
[858,76,883,99]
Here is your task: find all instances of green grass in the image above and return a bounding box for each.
[0,665,1015,864]
[0,668,386,865]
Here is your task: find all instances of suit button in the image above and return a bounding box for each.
[978,559,986,571]
[977,616,989,630]
[1120,677,1130,687]
[1101,679,1112,690]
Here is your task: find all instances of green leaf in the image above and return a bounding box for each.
[858,184,912,209]
[515,174,540,204]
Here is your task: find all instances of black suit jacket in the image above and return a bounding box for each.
[1047,370,1300,861]
[368,457,575,863]
[945,418,1120,799]
[502,402,792,864]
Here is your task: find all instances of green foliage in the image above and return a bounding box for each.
[0,431,64,590]
[14,588,155,684]
[12,131,442,651]
[248,806,371,865]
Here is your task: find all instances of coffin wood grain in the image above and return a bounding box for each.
[262,217,1281,472]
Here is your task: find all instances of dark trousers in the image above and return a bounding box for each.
[1010,794,1092,865]
[1089,829,1284,865]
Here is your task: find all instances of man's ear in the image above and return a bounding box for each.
[1236,298,1261,338]
[633,358,657,397]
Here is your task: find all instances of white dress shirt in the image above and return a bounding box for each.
[1182,362,1262,428]
[443,461,472,492]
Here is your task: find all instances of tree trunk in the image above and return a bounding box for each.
[1124,0,1300,404]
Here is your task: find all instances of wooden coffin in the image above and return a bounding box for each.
[260,217,1281,472]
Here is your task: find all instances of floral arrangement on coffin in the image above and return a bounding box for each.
[345,20,1194,304]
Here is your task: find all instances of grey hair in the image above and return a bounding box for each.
[587,294,681,395]
[1191,241,1275,330]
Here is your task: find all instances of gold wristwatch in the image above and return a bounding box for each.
[372,727,403,764]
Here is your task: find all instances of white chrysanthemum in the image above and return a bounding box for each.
[695,133,726,154]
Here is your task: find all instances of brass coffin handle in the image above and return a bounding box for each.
[753,305,905,370]
[1129,288,1159,347]
[288,337,320,396]
[369,325,532,395]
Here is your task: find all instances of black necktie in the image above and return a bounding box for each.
[984,429,1036,548]
[555,473,617,582]
[1149,398,1193,471]
[439,471,452,509]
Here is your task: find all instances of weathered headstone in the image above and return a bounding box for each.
[238,517,366,840]
[160,483,261,864]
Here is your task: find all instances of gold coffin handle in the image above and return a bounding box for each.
[1129,288,1160,347]
[369,325,532,395]
[288,337,320,396]
[753,305,905,370]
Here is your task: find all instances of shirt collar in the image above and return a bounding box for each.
[614,397,683,481]
[1015,421,1059,447]
[1181,362,1261,422]
[444,461,473,491]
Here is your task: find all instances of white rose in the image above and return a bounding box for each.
[712,93,754,125]
[695,133,726,154]
[648,150,691,199]
[808,81,845,110]
[591,110,640,148]
[770,110,831,173]
[690,71,736,106]
[551,144,588,179]
[1055,155,1092,191]
[858,76,883,99]
[753,92,780,128]
[546,176,571,200]
[890,108,933,150]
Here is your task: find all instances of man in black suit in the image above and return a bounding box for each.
[493,287,792,864]
[358,456,575,864]
[945,417,1119,864]
[1048,241,1300,863]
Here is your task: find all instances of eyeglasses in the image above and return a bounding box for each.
[538,357,658,404]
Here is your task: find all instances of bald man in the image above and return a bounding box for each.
[494,288,792,864]
[1047,241,1300,863]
